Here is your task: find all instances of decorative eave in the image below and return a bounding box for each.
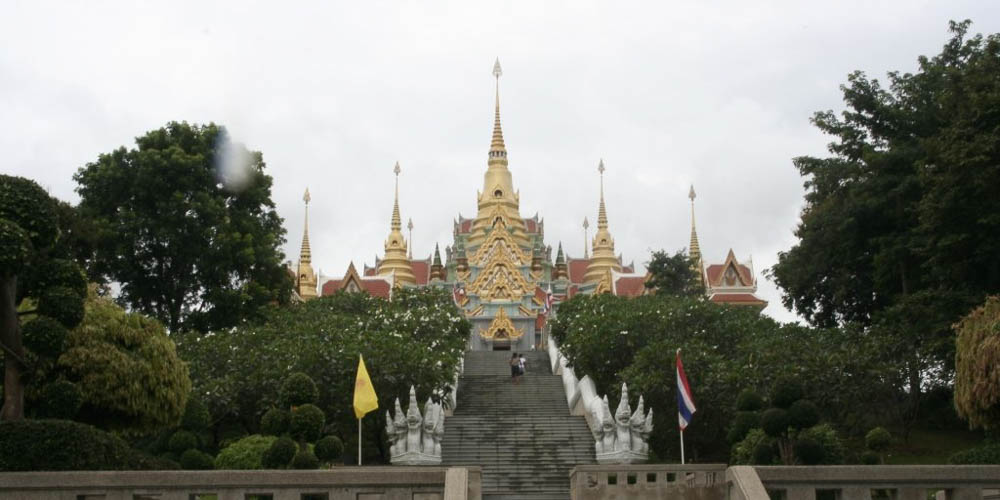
[480,307,524,341]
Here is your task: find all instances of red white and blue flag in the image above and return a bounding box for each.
[452,282,466,305]
[676,349,696,430]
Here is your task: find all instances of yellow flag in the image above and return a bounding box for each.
[353,354,378,419]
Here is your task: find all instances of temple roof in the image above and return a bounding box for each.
[709,293,767,306]
[612,274,647,297]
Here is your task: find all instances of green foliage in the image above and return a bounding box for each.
[948,441,1000,464]
[262,436,297,469]
[799,424,845,465]
[793,438,824,465]
[179,449,214,470]
[314,435,344,462]
[74,121,292,333]
[730,428,771,465]
[21,316,68,358]
[260,408,290,436]
[0,219,29,275]
[281,372,318,408]
[37,380,82,419]
[645,249,703,297]
[769,21,1000,435]
[954,296,1000,430]
[37,286,85,329]
[289,404,325,443]
[788,400,820,430]
[866,427,892,452]
[735,390,764,412]
[176,287,469,463]
[760,408,790,438]
[27,259,87,301]
[59,288,190,431]
[0,419,160,470]
[214,434,277,470]
[181,398,211,431]
[290,449,320,469]
[860,451,880,465]
[728,412,760,444]
[0,175,57,255]
[168,430,199,453]
[771,379,804,409]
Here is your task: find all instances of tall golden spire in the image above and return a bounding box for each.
[296,188,317,300]
[688,185,704,285]
[471,58,528,248]
[377,162,416,285]
[583,159,622,285]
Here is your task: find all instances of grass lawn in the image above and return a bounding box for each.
[882,428,985,465]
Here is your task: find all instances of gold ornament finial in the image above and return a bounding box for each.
[407,217,414,259]
[489,59,507,162]
[303,187,311,204]
[391,163,402,231]
[597,159,608,229]
[689,184,702,281]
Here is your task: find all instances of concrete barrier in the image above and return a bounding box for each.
[569,464,727,500]
[0,466,482,500]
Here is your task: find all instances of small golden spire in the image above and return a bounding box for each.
[584,159,621,284]
[597,159,608,229]
[407,217,414,260]
[391,161,402,230]
[378,163,416,285]
[300,187,312,264]
[689,185,701,263]
[489,58,507,163]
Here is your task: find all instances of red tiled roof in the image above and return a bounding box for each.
[460,220,472,233]
[534,286,547,303]
[709,293,767,306]
[705,263,753,287]
[568,258,590,284]
[526,219,537,233]
[321,279,342,295]
[622,264,634,274]
[362,279,392,299]
[412,260,430,285]
[614,276,647,297]
[363,265,376,277]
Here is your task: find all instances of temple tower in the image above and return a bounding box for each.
[583,160,622,284]
[689,185,704,285]
[295,188,318,300]
[376,162,417,285]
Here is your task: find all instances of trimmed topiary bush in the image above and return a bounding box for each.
[735,389,765,412]
[38,286,85,329]
[291,449,320,469]
[728,411,760,444]
[260,408,291,436]
[289,404,325,443]
[760,408,790,437]
[314,435,344,462]
[262,437,297,469]
[865,427,891,452]
[788,400,820,430]
[799,423,845,465]
[0,419,161,470]
[771,379,805,409]
[37,380,83,420]
[793,438,825,465]
[214,434,277,470]
[280,372,319,408]
[948,442,1000,464]
[22,316,69,358]
[167,430,199,453]
[181,398,210,431]
[179,449,214,470]
[753,442,776,465]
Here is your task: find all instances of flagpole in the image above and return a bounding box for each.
[680,428,685,465]
[358,418,362,465]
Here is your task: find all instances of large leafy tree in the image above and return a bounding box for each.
[954,296,1000,431]
[74,122,292,332]
[768,21,999,429]
[644,249,703,298]
[0,175,87,420]
[175,287,470,463]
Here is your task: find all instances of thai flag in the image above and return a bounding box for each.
[676,349,696,430]
[452,282,466,305]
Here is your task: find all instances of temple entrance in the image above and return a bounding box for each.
[492,330,510,351]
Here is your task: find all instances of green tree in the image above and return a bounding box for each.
[954,296,1000,431]
[175,287,470,463]
[1,175,87,420]
[768,21,999,433]
[57,288,191,431]
[74,122,292,332]
[644,249,703,297]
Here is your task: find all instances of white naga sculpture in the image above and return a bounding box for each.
[385,386,444,465]
[589,383,653,463]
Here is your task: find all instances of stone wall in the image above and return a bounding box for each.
[569,464,726,500]
[0,467,482,500]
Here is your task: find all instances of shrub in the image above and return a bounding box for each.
[181,398,211,431]
[314,435,344,462]
[760,408,790,437]
[799,423,845,465]
[771,378,805,409]
[22,316,69,358]
[168,430,199,453]
[260,408,291,436]
[860,451,880,465]
[788,400,820,430]
[0,419,155,470]
[728,411,760,444]
[731,428,769,465]
[214,435,277,470]
[752,442,776,465]
[794,438,825,465]
[37,380,83,419]
[291,449,320,469]
[289,404,325,443]
[948,442,1000,464]
[262,437,297,469]
[38,286,85,329]
[735,390,765,412]
[280,372,318,408]
[865,426,891,452]
[179,449,214,470]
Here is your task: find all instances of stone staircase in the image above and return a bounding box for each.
[441,350,596,500]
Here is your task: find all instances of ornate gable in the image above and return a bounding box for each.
[481,307,524,341]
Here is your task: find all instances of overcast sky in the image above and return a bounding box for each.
[3,1,998,324]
